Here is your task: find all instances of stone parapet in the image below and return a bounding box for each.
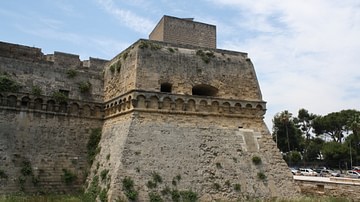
[103,90,266,119]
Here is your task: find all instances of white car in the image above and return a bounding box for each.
[299,168,318,176]
[347,170,360,178]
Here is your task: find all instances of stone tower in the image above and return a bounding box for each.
[88,16,298,201]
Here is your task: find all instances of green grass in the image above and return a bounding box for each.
[0,194,84,202]
[0,194,352,202]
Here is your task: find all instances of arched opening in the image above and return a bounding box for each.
[192,84,218,96]
[160,82,172,93]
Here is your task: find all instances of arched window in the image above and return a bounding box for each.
[160,82,172,93]
[192,84,218,96]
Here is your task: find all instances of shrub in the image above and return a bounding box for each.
[0,74,21,92]
[66,69,77,78]
[0,170,8,179]
[87,128,102,165]
[62,169,77,185]
[257,172,266,180]
[152,172,162,183]
[216,162,222,169]
[51,91,68,103]
[252,156,262,165]
[21,161,32,176]
[213,183,221,190]
[99,188,108,202]
[147,180,157,188]
[234,183,241,191]
[122,176,138,201]
[149,192,163,202]
[78,81,92,93]
[100,169,109,181]
[32,85,42,96]
[180,190,198,202]
[110,65,115,73]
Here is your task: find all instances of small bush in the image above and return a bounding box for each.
[215,162,222,169]
[0,74,21,92]
[213,183,221,190]
[167,47,175,53]
[110,65,115,73]
[66,69,78,78]
[100,169,109,181]
[106,154,110,160]
[180,190,198,202]
[99,188,108,202]
[161,186,171,195]
[252,156,262,165]
[32,85,42,96]
[62,169,77,185]
[152,172,162,183]
[149,192,163,202]
[147,180,157,188]
[0,170,8,179]
[234,183,241,191]
[51,91,68,103]
[122,176,138,201]
[257,172,266,180]
[78,81,92,93]
[122,52,128,60]
[87,128,102,165]
[21,161,32,176]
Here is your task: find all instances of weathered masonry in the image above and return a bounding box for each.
[0,15,299,201]
[88,16,299,201]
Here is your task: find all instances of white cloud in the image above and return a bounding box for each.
[212,0,360,129]
[95,0,155,34]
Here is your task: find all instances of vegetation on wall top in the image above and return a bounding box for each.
[0,73,21,92]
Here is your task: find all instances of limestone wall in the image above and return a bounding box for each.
[90,110,298,201]
[0,41,107,102]
[0,102,103,193]
[104,40,262,102]
[0,41,105,193]
[149,16,216,49]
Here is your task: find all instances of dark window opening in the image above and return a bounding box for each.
[160,83,172,93]
[192,84,218,96]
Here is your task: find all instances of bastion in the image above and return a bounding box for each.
[0,15,299,201]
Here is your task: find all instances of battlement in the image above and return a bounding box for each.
[0,41,108,69]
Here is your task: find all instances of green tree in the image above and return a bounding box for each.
[294,108,317,141]
[321,141,349,169]
[313,110,359,143]
[302,138,324,162]
[272,110,304,153]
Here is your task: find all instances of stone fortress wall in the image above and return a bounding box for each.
[0,41,106,193]
[0,15,301,201]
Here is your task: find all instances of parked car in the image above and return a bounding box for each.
[290,168,299,175]
[299,168,318,176]
[347,170,360,178]
[320,169,340,177]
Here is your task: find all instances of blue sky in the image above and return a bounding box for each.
[1,0,359,129]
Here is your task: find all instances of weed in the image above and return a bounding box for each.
[87,128,102,165]
[62,169,77,185]
[149,192,163,202]
[0,170,8,179]
[66,69,77,78]
[122,176,138,201]
[252,156,262,165]
[106,154,110,161]
[78,81,91,93]
[234,183,241,191]
[213,183,221,190]
[20,161,32,176]
[180,190,198,202]
[152,172,162,183]
[147,180,157,188]
[99,188,108,202]
[122,52,128,60]
[161,186,171,195]
[31,85,42,96]
[51,91,68,103]
[0,74,21,92]
[257,172,266,180]
[225,180,230,187]
[216,162,222,169]
[167,47,175,53]
[100,169,109,181]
